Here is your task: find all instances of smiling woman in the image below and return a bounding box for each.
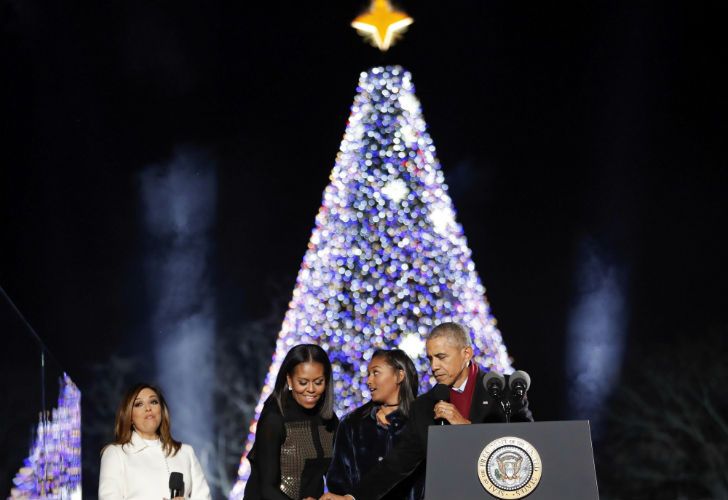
[244,344,338,500]
[98,383,212,499]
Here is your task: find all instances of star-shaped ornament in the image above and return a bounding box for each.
[351,0,413,52]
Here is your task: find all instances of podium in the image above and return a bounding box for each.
[425,421,599,499]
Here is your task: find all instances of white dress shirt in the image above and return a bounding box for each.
[452,375,468,393]
[99,431,211,500]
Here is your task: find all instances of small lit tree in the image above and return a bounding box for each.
[9,374,82,499]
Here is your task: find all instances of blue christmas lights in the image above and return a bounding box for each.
[10,374,82,499]
[230,66,512,498]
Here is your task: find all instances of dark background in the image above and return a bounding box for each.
[1,0,726,498]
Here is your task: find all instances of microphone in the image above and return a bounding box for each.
[483,371,506,399]
[431,383,450,425]
[483,371,511,422]
[169,472,184,499]
[509,370,531,398]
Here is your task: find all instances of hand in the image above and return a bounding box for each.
[303,497,317,500]
[319,494,353,500]
[375,407,390,427]
[434,401,471,425]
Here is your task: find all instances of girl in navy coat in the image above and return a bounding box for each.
[327,349,424,500]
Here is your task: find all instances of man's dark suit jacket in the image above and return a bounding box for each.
[350,365,533,500]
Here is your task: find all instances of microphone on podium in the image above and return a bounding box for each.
[169,472,184,499]
[431,383,450,425]
[483,371,512,422]
[509,370,531,398]
[482,371,506,400]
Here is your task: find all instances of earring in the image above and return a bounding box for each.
[288,385,293,391]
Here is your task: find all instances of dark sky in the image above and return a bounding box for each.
[1,0,726,478]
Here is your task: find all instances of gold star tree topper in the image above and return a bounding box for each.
[352,0,413,52]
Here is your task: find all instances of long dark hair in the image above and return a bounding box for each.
[273,344,335,420]
[108,383,181,457]
[371,349,419,417]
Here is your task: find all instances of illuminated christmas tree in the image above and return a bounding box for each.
[10,374,82,499]
[229,65,513,498]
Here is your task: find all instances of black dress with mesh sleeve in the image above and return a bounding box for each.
[244,392,338,500]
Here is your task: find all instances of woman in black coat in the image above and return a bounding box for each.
[326,349,424,500]
[244,344,338,500]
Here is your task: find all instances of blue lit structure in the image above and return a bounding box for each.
[10,374,82,499]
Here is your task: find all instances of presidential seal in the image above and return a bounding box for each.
[477,436,542,499]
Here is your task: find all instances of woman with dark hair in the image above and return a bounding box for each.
[244,344,338,500]
[326,349,424,500]
[98,383,211,499]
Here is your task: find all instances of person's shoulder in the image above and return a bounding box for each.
[261,393,281,410]
[420,386,440,401]
[178,442,200,459]
[353,400,376,416]
[412,389,437,412]
[259,395,283,417]
[100,442,125,458]
[257,397,285,429]
[342,401,375,423]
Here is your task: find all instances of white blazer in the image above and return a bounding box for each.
[99,431,212,500]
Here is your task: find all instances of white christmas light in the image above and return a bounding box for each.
[430,204,455,234]
[399,92,420,113]
[399,332,427,359]
[381,178,409,202]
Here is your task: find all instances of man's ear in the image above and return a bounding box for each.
[463,345,474,363]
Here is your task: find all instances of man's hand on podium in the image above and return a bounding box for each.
[433,401,471,425]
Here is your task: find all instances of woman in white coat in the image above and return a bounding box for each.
[99,383,212,500]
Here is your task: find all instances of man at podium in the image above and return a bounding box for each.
[321,322,533,500]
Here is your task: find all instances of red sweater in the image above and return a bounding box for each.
[449,362,479,419]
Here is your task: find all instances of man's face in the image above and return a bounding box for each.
[426,336,473,387]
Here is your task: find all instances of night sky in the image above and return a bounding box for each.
[1,0,726,496]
